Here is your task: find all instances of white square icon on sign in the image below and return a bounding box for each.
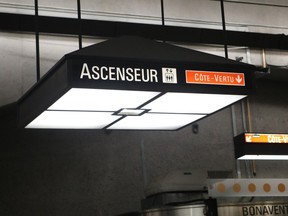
[162,68,177,84]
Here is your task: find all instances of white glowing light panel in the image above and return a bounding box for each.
[108,113,206,130]
[48,88,161,111]
[26,88,161,129]
[25,88,246,130]
[143,92,246,114]
[26,111,120,129]
[238,155,288,160]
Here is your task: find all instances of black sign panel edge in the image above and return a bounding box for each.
[67,57,252,95]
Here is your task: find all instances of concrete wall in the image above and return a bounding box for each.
[1,0,288,216]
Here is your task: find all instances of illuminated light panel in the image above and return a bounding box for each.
[143,92,246,114]
[25,90,246,129]
[48,88,161,111]
[238,155,288,160]
[26,111,120,129]
[108,113,206,130]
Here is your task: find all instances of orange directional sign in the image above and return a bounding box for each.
[245,133,288,144]
[186,70,245,86]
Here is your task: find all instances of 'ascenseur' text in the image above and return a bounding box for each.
[80,63,158,82]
